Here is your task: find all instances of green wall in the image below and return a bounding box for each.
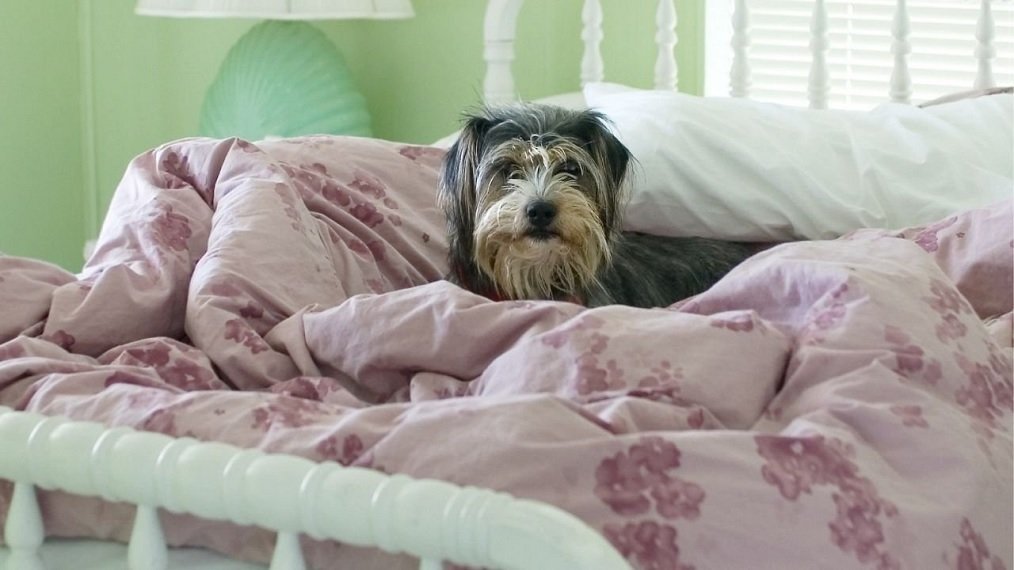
[0,3,84,270]
[1,0,703,272]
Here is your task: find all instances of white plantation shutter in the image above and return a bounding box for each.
[705,0,1014,109]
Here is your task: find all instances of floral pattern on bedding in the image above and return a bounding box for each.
[0,135,1011,570]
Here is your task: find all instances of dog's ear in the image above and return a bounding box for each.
[439,113,493,223]
[574,110,631,234]
[439,112,497,288]
[575,110,631,190]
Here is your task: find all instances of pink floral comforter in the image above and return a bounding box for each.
[1,136,1011,570]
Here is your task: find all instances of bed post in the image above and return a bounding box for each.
[730,0,751,98]
[483,0,525,104]
[4,483,45,570]
[128,506,169,570]
[808,0,830,109]
[654,0,679,91]
[974,0,996,89]
[890,0,912,103]
[581,0,605,86]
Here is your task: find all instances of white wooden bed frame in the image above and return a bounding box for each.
[484,0,1004,107]
[1,1,1006,569]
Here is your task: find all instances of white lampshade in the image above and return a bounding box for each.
[135,0,414,20]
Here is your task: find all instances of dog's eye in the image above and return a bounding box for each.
[499,161,520,178]
[558,161,581,176]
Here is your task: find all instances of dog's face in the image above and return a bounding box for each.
[439,104,631,301]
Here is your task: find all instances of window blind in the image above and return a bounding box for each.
[706,0,1014,109]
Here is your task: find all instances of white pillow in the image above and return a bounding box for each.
[530,90,587,110]
[431,91,588,148]
[584,82,1013,241]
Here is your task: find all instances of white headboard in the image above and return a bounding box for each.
[483,0,681,104]
[482,0,1005,108]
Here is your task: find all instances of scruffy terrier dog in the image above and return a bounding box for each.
[439,103,753,308]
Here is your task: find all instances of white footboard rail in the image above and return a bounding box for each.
[0,406,631,570]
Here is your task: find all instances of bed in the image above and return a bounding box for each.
[1,1,1012,569]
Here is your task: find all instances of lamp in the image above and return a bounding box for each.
[135,0,413,140]
[135,0,413,20]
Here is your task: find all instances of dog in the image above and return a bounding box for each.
[438,103,754,308]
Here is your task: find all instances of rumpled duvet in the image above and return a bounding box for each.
[1,136,1011,570]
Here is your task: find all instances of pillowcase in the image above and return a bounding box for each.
[584,82,1013,241]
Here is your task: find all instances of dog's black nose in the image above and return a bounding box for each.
[526,200,557,228]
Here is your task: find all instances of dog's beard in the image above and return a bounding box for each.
[473,168,610,300]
